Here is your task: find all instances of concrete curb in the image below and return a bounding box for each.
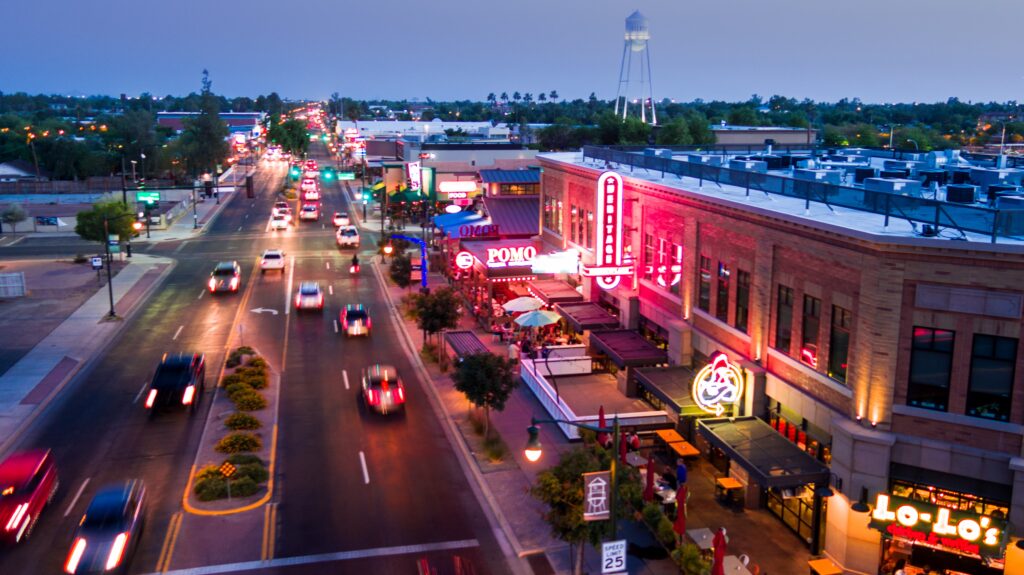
[0,256,178,459]
[371,260,532,575]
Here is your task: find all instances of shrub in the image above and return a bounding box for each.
[196,465,221,482]
[247,357,268,369]
[420,341,439,364]
[226,346,255,368]
[225,382,253,401]
[656,514,676,546]
[73,254,88,264]
[215,432,262,454]
[225,412,262,431]
[226,453,263,466]
[228,476,260,497]
[221,373,246,387]
[483,436,507,462]
[642,502,664,530]
[232,390,267,411]
[240,371,268,390]
[236,463,269,484]
[194,476,228,501]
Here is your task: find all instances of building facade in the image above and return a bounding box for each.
[538,150,1024,574]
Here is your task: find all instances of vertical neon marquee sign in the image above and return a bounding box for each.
[582,171,633,289]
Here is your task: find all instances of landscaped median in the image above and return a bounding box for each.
[183,346,280,514]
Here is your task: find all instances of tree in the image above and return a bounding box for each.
[538,93,547,103]
[500,92,508,104]
[655,117,693,146]
[619,116,651,145]
[512,92,522,103]
[389,252,412,288]
[486,93,496,106]
[180,70,229,176]
[74,200,136,243]
[414,286,461,347]
[550,90,559,102]
[0,203,27,233]
[451,352,518,439]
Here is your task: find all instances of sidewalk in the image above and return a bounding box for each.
[0,253,176,456]
[342,181,432,234]
[376,264,813,574]
[132,187,236,244]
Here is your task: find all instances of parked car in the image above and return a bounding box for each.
[143,353,206,415]
[63,480,146,574]
[0,449,58,545]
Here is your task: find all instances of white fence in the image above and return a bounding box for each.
[0,272,26,297]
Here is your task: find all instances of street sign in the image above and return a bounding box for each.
[219,462,237,478]
[583,471,611,521]
[337,171,356,180]
[107,234,120,254]
[601,540,627,574]
[135,191,161,204]
[90,257,103,270]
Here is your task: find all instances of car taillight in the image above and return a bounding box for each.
[5,503,27,531]
[295,294,301,308]
[144,389,158,409]
[182,385,195,405]
[396,386,405,403]
[342,318,348,330]
[105,532,129,570]
[318,294,324,307]
[208,278,216,291]
[65,537,87,573]
[366,318,372,329]
[367,390,378,405]
[230,276,239,290]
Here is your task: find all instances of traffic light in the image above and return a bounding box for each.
[132,221,144,231]
[289,166,300,180]
[322,168,334,181]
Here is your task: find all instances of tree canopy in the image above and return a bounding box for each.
[74,200,136,243]
[451,352,518,438]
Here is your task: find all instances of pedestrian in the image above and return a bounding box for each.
[507,340,520,365]
[627,431,641,451]
[676,458,688,486]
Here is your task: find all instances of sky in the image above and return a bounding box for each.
[3,0,1023,104]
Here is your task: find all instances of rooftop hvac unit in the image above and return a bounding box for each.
[644,148,673,158]
[883,160,916,172]
[854,167,878,183]
[950,169,971,184]
[918,170,947,187]
[686,154,722,166]
[919,224,939,237]
[728,159,768,173]
[987,184,1018,205]
[793,168,842,184]
[864,178,923,196]
[970,167,1024,190]
[996,195,1024,209]
[880,169,909,179]
[945,184,977,204]
[926,151,948,169]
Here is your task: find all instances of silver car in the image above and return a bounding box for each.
[294,281,324,311]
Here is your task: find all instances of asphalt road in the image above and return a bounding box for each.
[0,142,511,575]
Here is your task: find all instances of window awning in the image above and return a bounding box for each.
[433,211,484,231]
[444,330,489,359]
[528,279,584,304]
[588,329,667,368]
[633,366,701,416]
[555,302,619,332]
[697,417,831,488]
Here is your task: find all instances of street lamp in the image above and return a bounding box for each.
[525,415,622,539]
[906,139,919,152]
[103,213,136,319]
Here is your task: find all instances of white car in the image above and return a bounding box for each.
[272,201,290,218]
[336,225,360,248]
[294,282,324,311]
[270,214,289,231]
[303,189,321,202]
[332,212,350,227]
[299,204,320,221]
[260,249,286,274]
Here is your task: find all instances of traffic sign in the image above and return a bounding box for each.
[90,257,103,270]
[337,171,356,180]
[601,540,627,574]
[136,191,160,204]
[107,234,120,254]
[219,462,237,478]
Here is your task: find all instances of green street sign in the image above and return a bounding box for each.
[135,191,160,205]
[337,172,356,181]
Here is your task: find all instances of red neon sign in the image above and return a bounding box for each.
[581,172,633,289]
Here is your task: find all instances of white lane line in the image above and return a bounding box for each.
[244,214,249,219]
[172,325,184,340]
[63,478,90,517]
[325,261,330,270]
[197,290,205,300]
[359,451,370,484]
[333,319,339,334]
[342,370,349,390]
[237,226,243,231]
[284,255,295,315]
[155,540,480,575]
[133,381,150,404]
[328,285,333,295]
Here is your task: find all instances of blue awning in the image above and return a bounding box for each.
[433,211,484,230]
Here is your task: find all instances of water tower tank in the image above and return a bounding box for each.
[625,10,649,51]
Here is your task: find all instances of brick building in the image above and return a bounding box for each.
[537,147,1024,574]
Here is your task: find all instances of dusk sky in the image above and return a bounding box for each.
[3,0,1022,104]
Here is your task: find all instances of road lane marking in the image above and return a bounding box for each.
[133,381,150,404]
[244,214,249,219]
[172,325,184,340]
[284,255,295,315]
[342,370,349,390]
[359,451,370,484]
[260,504,271,560]
[63,478,90,517]
[153,539,480,575]
[156,512,184,572]
[328,284,333,295]
[260,502,278,561]
[333,319,339,334]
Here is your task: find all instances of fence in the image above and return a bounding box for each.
[582,146,1024,243]
[0,272,26,298]
[0,177,177,195]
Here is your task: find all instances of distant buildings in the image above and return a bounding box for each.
[156,112,265,139]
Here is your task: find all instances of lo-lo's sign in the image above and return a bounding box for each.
[870,493,1007,558]
[581,172,633,289]
[692,353,743,416]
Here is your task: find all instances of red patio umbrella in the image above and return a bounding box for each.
[619,431,628,464]
[596,406,609,447]
[643,454,656,502]
[673,485,687,535]
[711,527,728,575]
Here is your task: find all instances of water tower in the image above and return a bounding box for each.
[614,10,657,124]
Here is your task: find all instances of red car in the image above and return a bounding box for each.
[0,449,58,544]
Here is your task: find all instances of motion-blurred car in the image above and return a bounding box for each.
[340,304,372,337]
[260,249,285,274]
[332,212,350,227]
[335,225,360,248]
[299,203,320,221]
[360,364,406,415]
[272,201,291,219]
[143,353,205,415]
[302,188,321,202]
[294,282,324,311]
[300,178,318,193]
[63,480,146,574]
[207,261,241,293]
[270,214,289,231]
[305,159,318,171]
[0,449,58,545]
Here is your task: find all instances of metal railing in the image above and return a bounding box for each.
[582,146,1024,243]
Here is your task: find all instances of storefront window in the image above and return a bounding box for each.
[698,256,711,312]
[889,479,1009,519]
[966,334,1018,422]
[766,487,823,547]
[734,270,750,333]
[801,296,821,369]
[503,183,537,195]
[775,285,794,354]
[569,206,578,243]
[642,233,655,281]
[828,305,851,384]
[715,262,730,322]
[584,210,594,249]
[638,315,669,350]
[907,326,954,412]
[768,406,832,464]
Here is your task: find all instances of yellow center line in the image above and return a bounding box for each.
[268,503,277,560]
[156,511,183,572]
[260,503,271,560]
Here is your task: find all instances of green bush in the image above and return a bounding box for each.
[241,371,268,390]
[656,515,676,546]
[642,502,664,529]
[236,463,269,484]
[483,436,507,462]
[226,453,263,466]
[225,412,262,431]
[225,382,253,401]
[226,346,255,368]
[419,341,439,364]
[214,432,262,454]
[194,476,227,501]
[247,357,268,369]
[231,390,267,411]
[229,476,260,497]
[196,465,221,482]
[221,372,246,387]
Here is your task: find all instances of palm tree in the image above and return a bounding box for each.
[549,90,559,103]
[513,92,522,103]
[524,93,533,106]
[487,93,496,107]
[500,92,509,105]
[538,93,547,103]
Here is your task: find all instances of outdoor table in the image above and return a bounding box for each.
[716,477,743,507]
[655,429,685,444]
[722,555,752,574]
[686,527,714,550]
[625,452,647,467]
[808,558,843,575]
[654,487,676,504]
[668,440,700,459]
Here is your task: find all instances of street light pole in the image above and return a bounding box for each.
[102,212,134,319]
[192,186,199,229]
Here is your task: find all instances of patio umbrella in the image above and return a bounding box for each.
[596,406,609,447]
[503,296,544,313]
[711,527,728,575]
[514,310,560,328]
[643,454,656,502]
[619,431,628,464]
[673,485,688,535]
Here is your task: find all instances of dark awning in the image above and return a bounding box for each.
[697,417,831,488]
[528,279,584,304]
[444,330,489,359]
[555,302,620,332]
[633,366,703,416]
[589,329,667,368]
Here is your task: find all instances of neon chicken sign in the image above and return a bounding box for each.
[581,172,633,290]
[692,353,743,416]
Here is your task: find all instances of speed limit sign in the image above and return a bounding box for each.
[601,539,627,574]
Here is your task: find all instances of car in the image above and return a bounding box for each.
[294,282,324,311]
[340,304,372,337]
[300,178,318,193]
[143,353,206,415]
[1,450,58,545]
[332,212,350,227]
[208,261,241,293]
[305,159,318,171]
[270,214,289,231]
[278,207,293,222]
[299,204,320,221]
[360,364,406,415]
[302,188,321,202]
[335,225,360,248]
[272,201,290,218]
[260,249,285,274]
[63,480,145,574]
